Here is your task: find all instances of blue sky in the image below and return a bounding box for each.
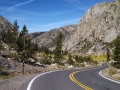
[0,0,114,33]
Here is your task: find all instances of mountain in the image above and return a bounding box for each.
[0,15,13,32]
[32,1,120,55]
[32,25,77,50]
[29,32,45,40]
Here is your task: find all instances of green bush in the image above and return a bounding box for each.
[41,57,51,65]
[67,54,74,65]
[1,71,9,76]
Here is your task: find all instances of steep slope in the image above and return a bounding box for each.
[32,25,77,50]
[32,1,120,55]
[0,15,13,32]
[73,1,120,54]
[29,32,45,40]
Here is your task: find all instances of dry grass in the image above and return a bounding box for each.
[90,54,107,62]
[102,67,120,81]
[108,67,117,77]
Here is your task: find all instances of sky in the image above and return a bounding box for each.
[0,0,114,33]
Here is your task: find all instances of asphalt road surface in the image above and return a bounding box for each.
[25,66,120,90]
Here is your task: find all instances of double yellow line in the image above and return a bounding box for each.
[69,68,95,90]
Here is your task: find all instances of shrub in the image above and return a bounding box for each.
[67,54,74,65]
[41,57,51,65]
[1,71,9,76]
[108,67,117,77]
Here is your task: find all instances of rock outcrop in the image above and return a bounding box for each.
[32,1,120,55]
[32,25,77,50]
[0,15,13,32]
[28,32,45,40]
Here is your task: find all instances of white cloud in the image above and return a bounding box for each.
[7,0,34,10]
[64,0,88,11]
[28,18,81,32]
[17,8,78,17]
[43,18,80,27]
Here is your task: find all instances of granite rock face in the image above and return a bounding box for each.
[0,15,13,33]
[28,32,45,40]
[32,1,120,55]
[32,25,77,50]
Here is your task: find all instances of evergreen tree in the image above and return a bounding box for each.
[1,31,7,44]
[106,48,110,62]
[17,25,28,52]
[0,33,4,52]
[54,32,63,63]
[7,20,19,49]
[0,61,3,75]
[67,54,74,65]
[13,20,19,30]
[75,55,79,62]
[79,56,83,63]
[113,35,120,69]
[17,25,35,61]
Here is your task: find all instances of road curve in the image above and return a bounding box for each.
[26,66,120,90]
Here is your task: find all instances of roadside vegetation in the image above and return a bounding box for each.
[112,35,120,69]
[0,20,120,81]
[102,35,120,81]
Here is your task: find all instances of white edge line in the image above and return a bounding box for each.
[99,69,120,84]
[26,68,84,90]
[27,67,99,90]
[27,70,65,90]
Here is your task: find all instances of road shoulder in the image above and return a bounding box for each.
[99,68,120,84]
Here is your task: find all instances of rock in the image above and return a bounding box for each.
[118,69,120,73]
[67,65,74,69]
[28,32,45,40]
[112,74,120,79]
[31,1,120,55]
[35,62,42,66]
[0,58,12,69]
[0,15,13,32]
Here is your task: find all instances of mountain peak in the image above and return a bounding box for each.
[31,1,120,55]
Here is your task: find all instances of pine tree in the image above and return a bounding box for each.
[54,32,63,63]
[17,25,35,60]
[17,25,28,53]
[67,54,74,65]
[7,20,19,49]
[0,61,3,75]
[79,56,83,63]
[0,33,4,52]
[75,55,79,62]
[113,35,120,69]
[106,48,110,62]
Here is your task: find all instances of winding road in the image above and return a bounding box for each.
[22,65,120,90]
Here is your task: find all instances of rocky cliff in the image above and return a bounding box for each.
[0,15,13,32]
[29,32,45,40]
[32,1,120,55]
[32,25,77,50]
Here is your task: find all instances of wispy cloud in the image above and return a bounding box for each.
[7,0,34,10]
[29,18,81,32]
[43,18,80,27]
[17,8,79,17]
[64,0,88,11]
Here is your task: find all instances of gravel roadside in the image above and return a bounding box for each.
[0,66,68,90]
[0,64,93,90]
[0,74,39,90]
[101,67,120,82]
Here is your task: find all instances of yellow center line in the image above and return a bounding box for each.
[69,67,101,90]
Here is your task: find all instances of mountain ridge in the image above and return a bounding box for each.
[32,1,120,55]
[0,15,13,32]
